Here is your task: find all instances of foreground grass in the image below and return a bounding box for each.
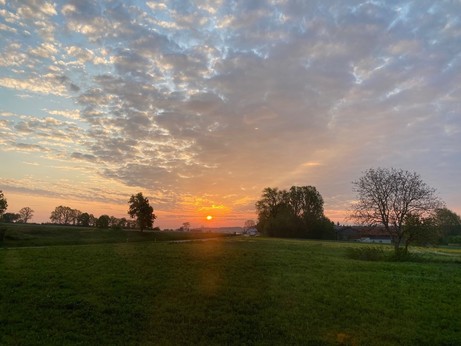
[0,223,228,247]
[1,237,460,345]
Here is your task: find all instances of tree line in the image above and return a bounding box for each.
[0,192,157,232]
[48,205,138,229]
[3,168,461,251]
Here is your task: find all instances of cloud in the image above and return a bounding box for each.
[66,46,108,65]
[16,0,57,19]
[8,142,49,153]
[45,109,81,120]
[1,0,461,225]
[29,42,58,58]
[0,75,77,96]
[0,22,17,33]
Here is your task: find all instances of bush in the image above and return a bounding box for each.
[388,248,424,262]
[347,246,427,262]
[346,247,385,261]
[448,235,461,244]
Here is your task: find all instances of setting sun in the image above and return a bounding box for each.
[206,215,213,221]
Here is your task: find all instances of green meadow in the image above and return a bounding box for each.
[1,227,461,345]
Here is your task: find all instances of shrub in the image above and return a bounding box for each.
[347,246,427,262]
[388,248,425,262]
[346,247,385,261]
[448,235,461,244]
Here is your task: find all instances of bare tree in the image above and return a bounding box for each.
[350,168,444,252]
[243,219,256,232]
[19,207,34,223]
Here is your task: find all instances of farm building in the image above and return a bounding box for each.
[336,225,392,243]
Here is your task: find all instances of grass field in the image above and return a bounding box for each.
[0,223,228,247]
[1,228,460,345]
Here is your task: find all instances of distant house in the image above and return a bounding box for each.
[336,225,392,243]
[244,228,259,237]
[357,237,392,244]
[335,226,359,241]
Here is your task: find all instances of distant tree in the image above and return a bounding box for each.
[256,187,286,221]
[19,207,34,223]
[403,214,439,251]
[77,212,90,227]
[49,208,61,224]
[89,214,98,227]
[109,216,126,230]
[243,220,256,232]
[433,208,461,241]
[97,215,110,229]
[2,212,20,223]
[0,190,7,218]
[288,186,332,239]
[256,186,334,239]
[118,217,128,229]
[125,219,137,229]
[350,168,444,253]
[50,206,76,225]
[70,209,82,225]
[182,222,191,232]
[128,193,156,231]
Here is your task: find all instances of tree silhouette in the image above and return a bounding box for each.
[351,167,444,253]
[19,207,34,223]
[128,192,156,231]
[0,191,7,217]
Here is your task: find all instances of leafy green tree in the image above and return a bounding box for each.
[19,207,34,223]
[256,185,334,239]
[70,209,82,225]
[433,208,461,242]
[97,215,110,229]
[350,168,444,253]
[403,214,438,251]
[255,187,287,235]
[0,190,7,218]
[288,186,329,238]
[118,217,128,229]
[109,216,126,230]
[89,214,98,227]
[2,212,20,223]
[77,212,90,227]
[50,206,76,224]
[256,188,286,220]
[128,192,156,231]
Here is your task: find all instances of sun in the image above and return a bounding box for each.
[206,215,213,221]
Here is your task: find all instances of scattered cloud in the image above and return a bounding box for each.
[1,0,461,226]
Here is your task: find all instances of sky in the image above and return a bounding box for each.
[1,0,460,229]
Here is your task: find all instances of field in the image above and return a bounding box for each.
[1,226,461,345]
[0,223,229,247]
